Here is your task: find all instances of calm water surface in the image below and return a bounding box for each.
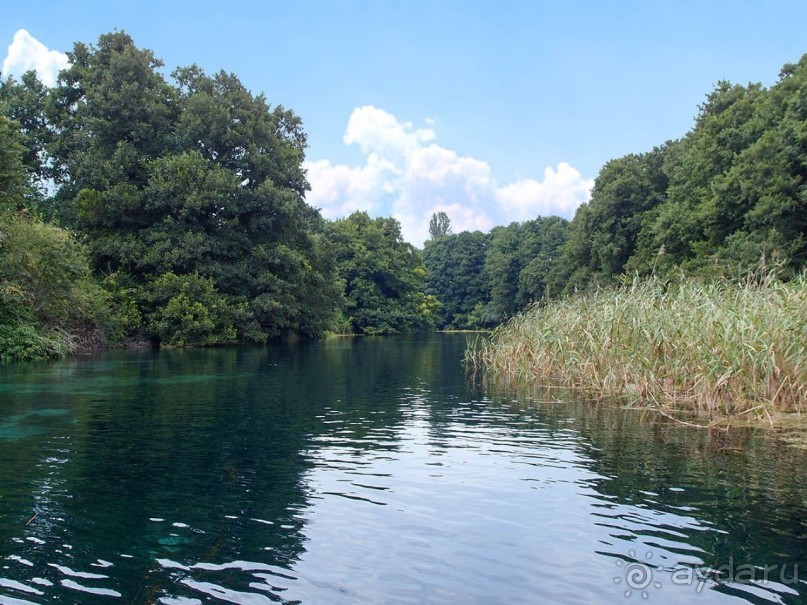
[0,334,806,604]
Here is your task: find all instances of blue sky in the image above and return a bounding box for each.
[2,1,807,243]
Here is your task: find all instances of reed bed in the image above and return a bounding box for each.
[466,273,807,422]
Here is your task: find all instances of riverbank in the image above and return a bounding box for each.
[465,273,806,425]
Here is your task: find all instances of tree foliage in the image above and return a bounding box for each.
[484,217,569,323]
[3,34,807,356]
[1,31,342,349]
[422,54,807,328]
[0,116,28,211]
[423,217,569,329]
[328,212,435,334]
[627,62,807,278]
[0,113,110,361]
[423,230,489,329]
[549,147,669,294]
[548,55,807,293]
[428,211,452,239]
[0,73,51,197]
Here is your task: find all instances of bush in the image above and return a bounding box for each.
[143,272,240,347]
[0,214,115,360]
[0,322,67,362]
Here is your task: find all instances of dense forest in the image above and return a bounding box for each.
[1,32,805,360]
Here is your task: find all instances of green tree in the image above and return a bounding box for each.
[515,216,570,303]
[0,217,105,326]
[428,211,452,239]
[0,214,112,361]
[548,147,669,294]
[0,116,28,211]
[3,31,343,346]
[483,224,523,323]
[46,32,178,214]
[0,71,52,197]
[634,82,766,275]
[423,230,489,329]
[708,58,807,274]
[329,212,432,334]
[485,217,570,321]
[174,66,308,195]
[143,272,239,347]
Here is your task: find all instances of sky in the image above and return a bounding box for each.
[2,1,807,244]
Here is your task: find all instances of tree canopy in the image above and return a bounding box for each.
[423,217,569,329]
[328,211,436,334]
[428,211,452,239]
[2,33,806,359]
[1,31,342,355]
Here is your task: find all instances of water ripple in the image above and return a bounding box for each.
[1,338,805,604]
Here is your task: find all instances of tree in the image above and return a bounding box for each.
[143,272,239,347]
[633,82,767,275]
[46,31,179,211]
[423,230,489,329]
[10,31,344,345]
[0,71,52,197]
[428,211,452,239]
[484,217,570,321]
[1,114,111,361]
[174,65,309,195]
[0,116,28,211]
[0,217,105,327]
[483,224,523,322]
[708,57,807,275]
[328,212,433,334]
[546,147,669,295]
[515,216,570,303]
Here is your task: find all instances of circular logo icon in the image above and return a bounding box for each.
[614,550,663,599]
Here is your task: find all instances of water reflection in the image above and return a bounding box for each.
[0,335,805,604]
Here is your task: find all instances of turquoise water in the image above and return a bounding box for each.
[0,334,805,604]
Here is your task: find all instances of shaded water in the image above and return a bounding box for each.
[0,334,806,604]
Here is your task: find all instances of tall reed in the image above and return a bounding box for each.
[466,273,807,421]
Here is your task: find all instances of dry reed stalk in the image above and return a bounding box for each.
[467,273,807,422]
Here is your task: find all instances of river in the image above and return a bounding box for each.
[0,334,805,604]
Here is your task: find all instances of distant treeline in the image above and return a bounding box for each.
[424,54,807,329]
[1,31,805,360]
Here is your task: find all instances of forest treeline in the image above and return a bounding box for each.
[423,54,807,329]
[1,31,805,360]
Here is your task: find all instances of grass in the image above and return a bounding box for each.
[466,272,807,424]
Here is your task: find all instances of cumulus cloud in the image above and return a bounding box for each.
[344,105,435,162]
[2,29,69,87]
[306,105,593,245]
[496,163,594,221]
[306,154,396,218]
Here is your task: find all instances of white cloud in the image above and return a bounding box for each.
[306,105,593,245]
[394,144,496,244]
[344,105,435,162]
[306,154,396,218]
[496,163,595,221]
[2,29,69,87]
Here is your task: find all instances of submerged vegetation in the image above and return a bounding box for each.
[466,272,807,422]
